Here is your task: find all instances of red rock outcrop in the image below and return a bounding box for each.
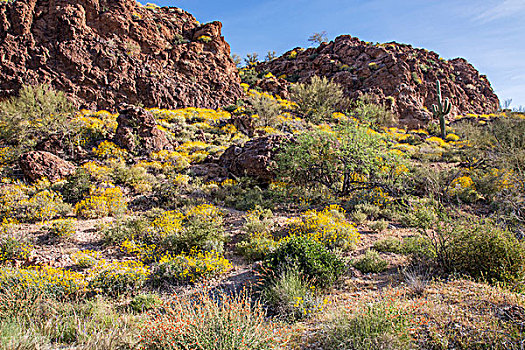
[114,104,172,154]
[19,151,76,181]
[0,0,242,110]
[218,135,291,183]
[257,36,500,126]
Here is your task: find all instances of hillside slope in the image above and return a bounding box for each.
[258,35,500,126]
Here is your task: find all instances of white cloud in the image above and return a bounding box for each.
[476,0,525,22]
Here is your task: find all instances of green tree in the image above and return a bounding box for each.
[277,120,406,196]
[290,76,347,123]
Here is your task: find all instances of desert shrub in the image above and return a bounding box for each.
[454,117,525,231]
[70,250,100,269]
[400,198,438,229]
[139,289,288,350]
[354,203,381,220]
[369,219,389,232]
[243,205,275,235]
[0,85,78,156]
[431,217,525,288]
[262,267,325,321]
[277,119,407,197]
[92,140,128,160]
[351,210,368,224]
[353,94,397,127]
[43,218,76,241]
[102,216,151,245]
[25,189,71,222]
[0,236,32,265]
[237,233,278,262]
[373,236,403,254]
[315,298,414,349]
[246,90,282,128]
[111,161,157,194]
[61,168,92,204]
[290,76,347,122]
[88,260,149,296]
[150,249,232,285]
[130,293,162,313]
[287,204,360,250]
[160,204,226,254]
[353,249,389,273]
[263,236,346,288]
[0,265,86,300]
[0,180,71,222]
[74,186,127,218]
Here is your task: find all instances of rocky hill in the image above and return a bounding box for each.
[0,0,242,110]
[257,35,500,126]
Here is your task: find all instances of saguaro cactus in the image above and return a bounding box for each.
[431,80,452,139]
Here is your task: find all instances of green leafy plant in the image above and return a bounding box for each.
[290,76,347,122]
[262,236,346,288]
[353,249,389,273]
[0,85,78,157]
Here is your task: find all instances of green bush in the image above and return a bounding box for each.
[43,218,76,241]
[263,236,346,288]
[353,94,397,127]
[315,299,413,349]
[246,91,282,128]
[237,234,277,262]
[431,217,525,288]
[290,75,347,122]
[353,249,389,273]
[150,250,231,286]
[277,120,405,197]
[373,237,403,254]
[88,260,149,297]
[161,214,226,254]
[61,168,92,204]
[369,219,389,232]
[0,85,78,156]
[129,293,162,313]
[262,267,323,321]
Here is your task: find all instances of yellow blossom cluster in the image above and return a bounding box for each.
[74,186,127,218]
[154,248,232,283]
[286,204,360,250]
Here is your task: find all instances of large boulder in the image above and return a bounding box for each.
[257,36,500,127]
[0,0,242,110]
[19,151,76,182]
[114,104,172,154]
[218,135,291,183]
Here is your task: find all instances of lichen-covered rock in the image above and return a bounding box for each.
[19,151,76,182]
[219,135,291,183]
[114,104,172,154]
[0,0,242,110]
[257,36,500,127]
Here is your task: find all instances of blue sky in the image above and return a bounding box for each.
[149,0,525,107]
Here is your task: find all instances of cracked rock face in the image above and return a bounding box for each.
[0,0,243,111]
[258,35,500,127]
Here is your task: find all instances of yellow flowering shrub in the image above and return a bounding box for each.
[81,161,112,182]
[151,248,232,285]
[88,259,149,296]
[43,218,76,240]
[0,265,87,299]
[75,110,118,140]
[0,219,32,264]
[287,205,360,250]
[74,186,127,218]
[92,140,128,160]
[71,249,100,268]
[146,210,184,242]
[26,189,70,222]
[426,136,449,148]
[448,175,480,202]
